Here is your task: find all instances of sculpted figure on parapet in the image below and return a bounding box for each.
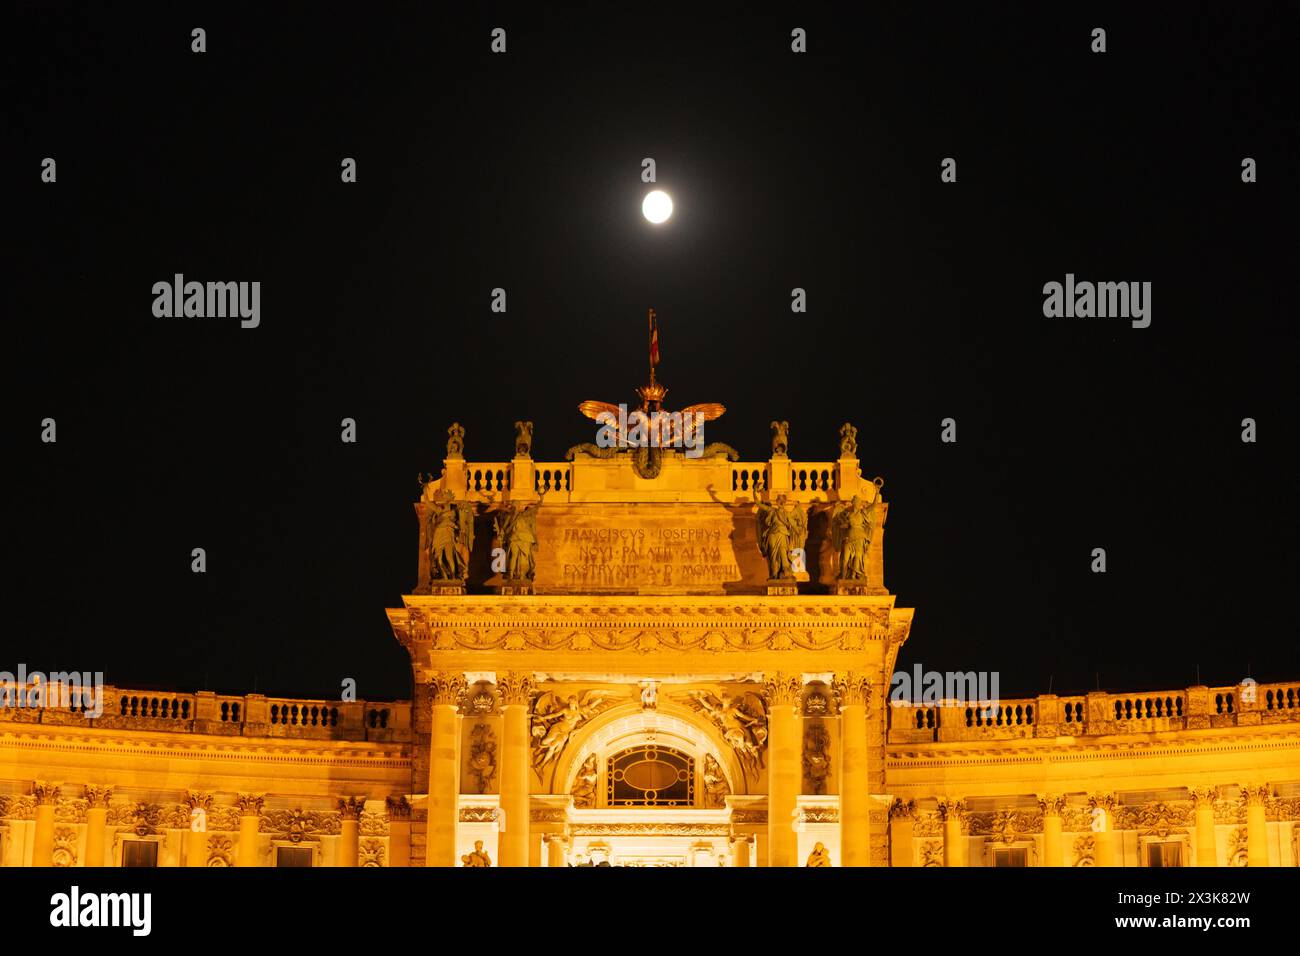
[755,494,807,580]
[494,491,544,580]
[830,478,883,580]
[425,490,475,580]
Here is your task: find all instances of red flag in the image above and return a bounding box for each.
[649,308,660,367]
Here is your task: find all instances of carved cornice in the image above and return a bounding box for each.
[338,796,364,821]
[530,808,568,824]
[386,795,412,821]
[460,806,500,823]
[765,672,803,707]
[731,808,767,825]
[234,793,265,816]
[888,798,917,821]
[83,784,114,809]
[497,672,535,706]
[833,672,871,707]
[428,673,468,706]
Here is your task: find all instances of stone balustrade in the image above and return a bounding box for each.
[887,681,1300,743]
[0,682,410,743]
[446,455,868,504]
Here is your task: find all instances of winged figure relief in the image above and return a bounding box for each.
[531,690,611,771]
[687,690,769,781]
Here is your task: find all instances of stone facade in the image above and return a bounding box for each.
[2,412,1297,867]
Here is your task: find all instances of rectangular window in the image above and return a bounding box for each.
[991,847,1027,867]
[1147,842,1182,867]
[122,840,158,867]
[276,846,313,868]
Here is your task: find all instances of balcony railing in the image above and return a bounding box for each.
[0,682,410,743]
[887,681,1300,743]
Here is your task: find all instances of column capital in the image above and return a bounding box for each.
[428,672,468,707]
[832,672,871,707]
[338,796,364,821]
[1189,786,1219,809]
[496,671,535,706]
[234,793,265,816]
[764,671,803,707]
[1087,792,1117,814]
[1242,783,1271,807]
[936,797,968,826]
[183,790,212,812]
[386,795,412,821]
[888,797,917,821]
[1037,794,1068,817]
[31,781,61,805]
[84,784,115,809]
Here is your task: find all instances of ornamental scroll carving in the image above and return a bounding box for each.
[414,624,882,655]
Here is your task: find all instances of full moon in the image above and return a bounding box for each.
[642,189,673,224]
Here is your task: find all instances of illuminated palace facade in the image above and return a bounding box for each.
[2,405,1298,868]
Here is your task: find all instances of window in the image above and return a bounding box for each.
[276,846,313,867]
[606,745,694,807]
[991,847,1027,867]
[122,840,158,867]
[1146,842,1182,868]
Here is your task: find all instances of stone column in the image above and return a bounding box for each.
[1244,784,1269,867]
[386,796,412,868]
[84,785,113,868]
[183,790,211,868]
[730,835,752,867]
[888,799,916,867]
[1088,793,1117,867]
[1037,794,1066,867]
[31,782,59,867]
[937,798,967,868]
[765,672,802,867]
[498,671,534,868]
[426,672,466,867]
[835,673,872,866]
[1191,787,1218,867]
[337,797,363,867]
[544,833,568,867]
[235,793,264,867]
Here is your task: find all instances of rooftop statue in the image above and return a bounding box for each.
[830,479,884,581]
[756,494,808,581]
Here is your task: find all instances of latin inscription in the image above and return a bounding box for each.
[558,526,740,588]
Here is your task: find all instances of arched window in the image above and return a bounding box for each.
[606,744,694,807]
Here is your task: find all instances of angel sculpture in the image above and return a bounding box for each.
[830,480,882,581]
[531,690,609,771]
[688,690,768,779]
[755,494,808,580]
[425,491,476,581]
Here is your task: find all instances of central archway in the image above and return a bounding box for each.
[553,702,749,807]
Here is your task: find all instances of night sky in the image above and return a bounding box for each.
[10,3,1297,704]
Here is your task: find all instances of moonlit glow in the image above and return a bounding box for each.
[642,190,673,224]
